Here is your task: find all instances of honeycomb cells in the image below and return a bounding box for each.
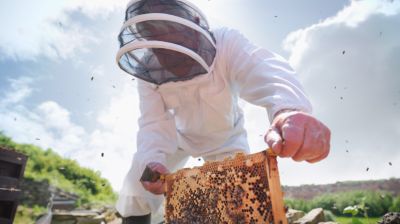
[164,150,275,223]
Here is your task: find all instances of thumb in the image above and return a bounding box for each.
[265,126,283,154]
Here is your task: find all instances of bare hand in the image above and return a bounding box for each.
[265,111,331,163]
[140,162,169,195]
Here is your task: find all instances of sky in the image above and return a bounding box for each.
[0,0,399,192]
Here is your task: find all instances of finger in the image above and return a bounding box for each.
[281,123,305,158]
[147,162,159,170]
[295,137,322,162]
[291,124,318,161]
[147,162,169,174]
[141,181,165,194]
[265,126,283,154]
[293,121,328,162]
[152,163,169,174]
[306,131,331,163]
[306,144,330,163]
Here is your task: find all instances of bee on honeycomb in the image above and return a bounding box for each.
[163,149,287,224]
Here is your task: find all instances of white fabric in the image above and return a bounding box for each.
[116,27,312,216]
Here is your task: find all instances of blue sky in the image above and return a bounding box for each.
[0,0,399,191]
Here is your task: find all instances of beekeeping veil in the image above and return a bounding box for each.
[116,0,216,85]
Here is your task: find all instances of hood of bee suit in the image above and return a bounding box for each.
[116,0,216,86]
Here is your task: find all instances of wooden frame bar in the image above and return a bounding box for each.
[266,150,288,224]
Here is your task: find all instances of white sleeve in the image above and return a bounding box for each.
[135,79,178,169]
[223,29,312,122]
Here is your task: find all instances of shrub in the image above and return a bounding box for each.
[285,190,396,217]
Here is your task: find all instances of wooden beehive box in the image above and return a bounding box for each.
[164,149,287,224]
[0,146,28,224]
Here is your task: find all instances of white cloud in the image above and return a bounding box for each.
[242,101,270,153]
[78,83,140,191]
[1,77,34,105]
[284,0,400,68]
[0,0,127,60]
[38,102,79,133]
[275,0,400,185]
[65,0,128,19]
[0,77,140,190]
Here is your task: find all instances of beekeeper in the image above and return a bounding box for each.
[115,0,331,223]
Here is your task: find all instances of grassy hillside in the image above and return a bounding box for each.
[0,132,117,207]
[283,178,400,218]
[285,190,400,217]
[283,178,400,200]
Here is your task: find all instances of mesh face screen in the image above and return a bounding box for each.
[118,47,209,84]
[117,0,216,85]
[164,150,277,224]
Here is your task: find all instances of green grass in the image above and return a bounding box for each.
[14,205,46,224]
[334,216,382,224]
[0,132,117,207]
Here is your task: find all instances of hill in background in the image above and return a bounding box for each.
[0,132,117,212]
[283,178,400,200]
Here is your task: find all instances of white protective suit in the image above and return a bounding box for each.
[116,27,312,216]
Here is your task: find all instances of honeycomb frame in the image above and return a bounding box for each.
[163,149,287,224]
